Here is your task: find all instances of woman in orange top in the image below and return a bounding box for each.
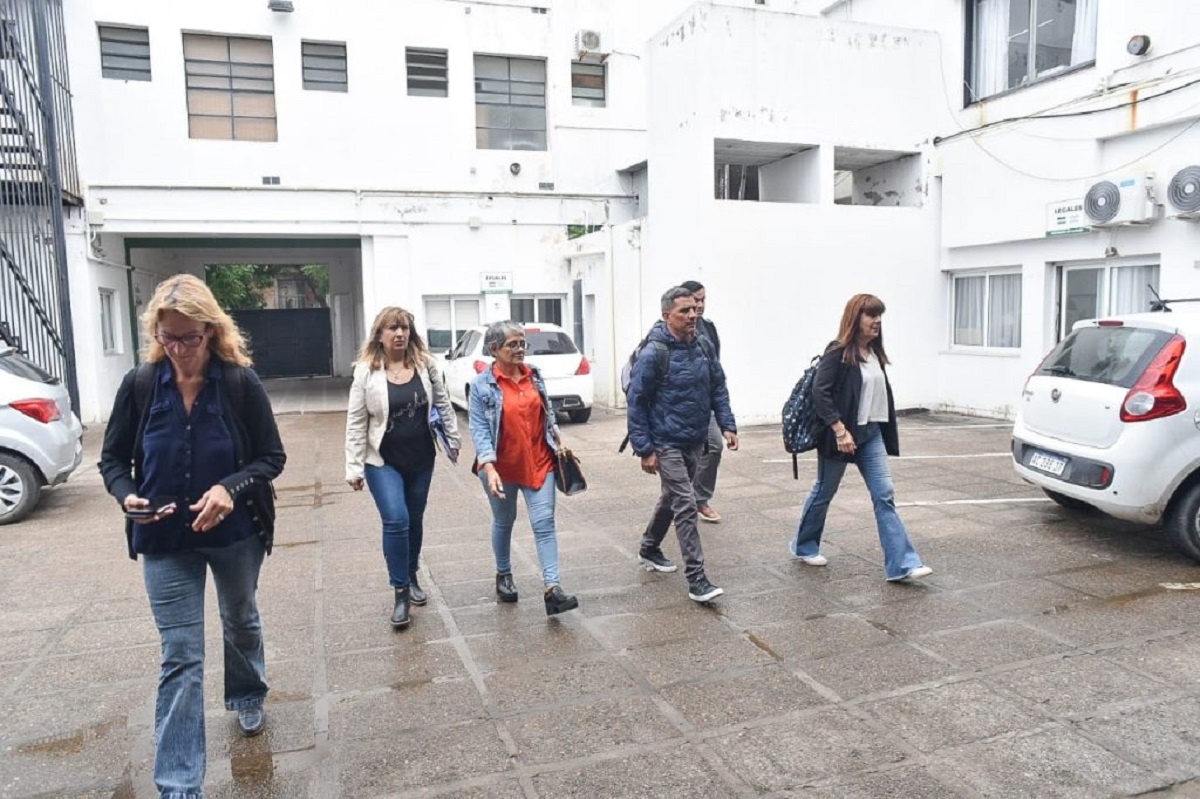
[468,321,579,616]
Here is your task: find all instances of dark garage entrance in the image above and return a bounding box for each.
[233,308,332,378]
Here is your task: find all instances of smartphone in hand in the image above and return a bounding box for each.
[125,501,177,521]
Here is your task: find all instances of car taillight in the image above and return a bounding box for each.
[11,398,61,423]
[1121,334,1187,422]
[473,360,489,374]
[575,357,590,375]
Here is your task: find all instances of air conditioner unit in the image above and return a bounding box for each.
[575,29,607,62]
[1167,165,1200,220]
[1083,173,1158,227]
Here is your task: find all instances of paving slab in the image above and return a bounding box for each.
[4,406,1200,796]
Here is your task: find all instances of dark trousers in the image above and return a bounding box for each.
[640,444,707,581]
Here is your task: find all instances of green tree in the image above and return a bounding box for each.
[205,264,274,310]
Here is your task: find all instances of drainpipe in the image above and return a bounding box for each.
[605,201,619,407]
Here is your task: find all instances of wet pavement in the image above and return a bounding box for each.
[4,408,1200,798]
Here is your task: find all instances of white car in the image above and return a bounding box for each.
[438,323,594,423]
[1012,310,1200,561]
[0,346,84,524]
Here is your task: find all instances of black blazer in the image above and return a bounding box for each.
[812,342,899,461]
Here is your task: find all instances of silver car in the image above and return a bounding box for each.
[0,346,83,523]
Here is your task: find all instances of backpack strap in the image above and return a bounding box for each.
[619,340,670,454]
[131,361,157,466]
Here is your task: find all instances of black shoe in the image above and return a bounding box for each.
[391,588,411,629]
[638,548,678,573]
[544,585,579,616]
[496,572,519,603]
[687,576,724,603]
[408,574,428,606]
[237,707,266,737]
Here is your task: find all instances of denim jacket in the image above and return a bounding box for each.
[468,364,560,468]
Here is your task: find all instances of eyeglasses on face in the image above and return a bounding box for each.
[501,339,527,351]
[155,332,206,348]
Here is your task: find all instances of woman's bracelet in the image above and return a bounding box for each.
[836,431,850,440]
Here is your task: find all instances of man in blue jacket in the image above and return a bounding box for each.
[627,286,738,602]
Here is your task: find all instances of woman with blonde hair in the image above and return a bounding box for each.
[345,306,460,629]
[789,293,931,582]
[99,273,286,797]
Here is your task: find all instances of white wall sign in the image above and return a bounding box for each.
[480,271,513,292]
[1046,200,1091,237]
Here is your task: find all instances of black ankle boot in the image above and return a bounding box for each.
[495,572,518,603]
[391,588,411,629]
[408,574,428,606]
[544,585,579,616]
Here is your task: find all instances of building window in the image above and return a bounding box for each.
[1060,263,1159,339]
[968,0,1098,101]
[0,19,17,60]
[952,271,1022,348]
[407,47,448,97]
[571,62,605,107]
[98,25,151,81]
[424,297,481,351]
[99,289,118,354]
[183,33,276,141]
[510,295,563,326]
[474,55,546,151]
[301,41,347,92]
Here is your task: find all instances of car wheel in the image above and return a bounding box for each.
[1043,489,1094,513]
[1166,482,1200,563]
[0,453,41,525]
[567,408,592,424]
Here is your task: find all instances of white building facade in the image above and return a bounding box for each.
[57,0,1200,425]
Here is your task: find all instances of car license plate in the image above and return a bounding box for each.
[1028,451,1067,476]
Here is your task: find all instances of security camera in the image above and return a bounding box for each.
[509,162,521,175]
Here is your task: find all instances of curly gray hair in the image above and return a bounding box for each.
[483,320,525,354]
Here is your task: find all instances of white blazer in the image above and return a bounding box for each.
[344,357,461,481]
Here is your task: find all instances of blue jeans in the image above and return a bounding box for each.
[791,423,923,580]
[364,463,434,589]
[142,533,268,799]
[480,470,560,586]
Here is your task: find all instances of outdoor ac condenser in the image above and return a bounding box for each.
[1083,173,1158,227]
[1167,165,1200,221]
[575,29,607,62]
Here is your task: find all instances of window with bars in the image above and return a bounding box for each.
[182,33,276,142]
[570,62,605,107]
[474,55,546,151]
[301,41,347,92]
[99,289,118,354]
[98,25,150,81]
[407,47,448,97]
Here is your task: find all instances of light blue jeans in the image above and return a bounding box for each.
[480,470,561,586]
[364,463,434,588]
[791,423,924,580]
[142,534,268,799]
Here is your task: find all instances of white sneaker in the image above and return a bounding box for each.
[795,553,828,567]
[889,565,933,582]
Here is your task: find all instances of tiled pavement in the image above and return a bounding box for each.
[4,403,1200,797]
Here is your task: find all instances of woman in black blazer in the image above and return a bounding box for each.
[789,294,931,582]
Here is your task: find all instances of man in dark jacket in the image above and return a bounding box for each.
[627,286,738,602]
[681,279,724,523]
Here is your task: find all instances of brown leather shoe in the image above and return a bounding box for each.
[698,504,721,523]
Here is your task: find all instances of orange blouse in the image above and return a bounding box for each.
[493,364,555,489]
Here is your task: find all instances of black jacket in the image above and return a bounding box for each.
[99,360,286,558]
[697,317,721,361]
[812,342,899,461]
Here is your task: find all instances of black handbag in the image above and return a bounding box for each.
[554,447,588,496]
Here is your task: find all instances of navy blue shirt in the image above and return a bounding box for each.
[133,359,255,554]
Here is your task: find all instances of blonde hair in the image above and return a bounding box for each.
[140,274,252,366]
[357,306,429,371]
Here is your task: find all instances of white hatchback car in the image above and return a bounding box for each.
[0,345,84,524]
[1013,311,1200,561]
[438,323,594,423]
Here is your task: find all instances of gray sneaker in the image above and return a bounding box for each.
[688,576,724,602]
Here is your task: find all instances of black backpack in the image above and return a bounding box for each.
[780,355,822,479]
[618,334,716,454]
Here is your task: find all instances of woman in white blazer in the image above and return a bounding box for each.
[345,306,460,629]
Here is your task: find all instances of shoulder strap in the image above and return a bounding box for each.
[132,362,156,461]
[222,362,247,417]
[652,340,669,384]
